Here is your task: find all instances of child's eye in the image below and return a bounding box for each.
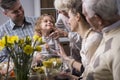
[49,20,54,23]
[45,20,47,22]
[43,20,47,23]
[43,20,53,23]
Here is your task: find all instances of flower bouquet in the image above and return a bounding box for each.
[32,57,62,80]
[0,35,44,80]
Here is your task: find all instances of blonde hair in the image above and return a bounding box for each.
[34,14,55,36]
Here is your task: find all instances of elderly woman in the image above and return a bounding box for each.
[82,0,120,79]
[58,0,102,79]
[54,0,70,32]
[53,0,81,53]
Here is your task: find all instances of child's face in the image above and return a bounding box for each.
[40,16,55,36]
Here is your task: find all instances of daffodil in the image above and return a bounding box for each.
[0,40,5,50]
[0,35,44,80]
[33,35,40,41]
[38,37,43,43]
[33,34,44,43]
[43,60,53,68]
[18,39,24,45]
[23,45,33,55]
[8,36,19,44]
[1,36,6,45]
[35,46,42,51]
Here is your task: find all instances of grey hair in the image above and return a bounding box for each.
[54,0,67,11]
[54,0,76,12]
[84,0,119,20]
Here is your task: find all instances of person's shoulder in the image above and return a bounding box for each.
[90,31,103,41]
[0,20,10,29]
[92,30,102,37]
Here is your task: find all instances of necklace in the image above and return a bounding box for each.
[81,28,93,66]
[83,28,93,39]
[81,28,93,55]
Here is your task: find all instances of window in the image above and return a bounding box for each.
[40,0,57,20]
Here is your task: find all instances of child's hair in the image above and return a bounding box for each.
[35,14,55,36]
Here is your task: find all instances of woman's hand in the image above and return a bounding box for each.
[49,28,68,39]
[57,42,67,58]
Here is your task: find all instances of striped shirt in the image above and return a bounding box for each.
[0,17,37,39]
[0,17,37,62]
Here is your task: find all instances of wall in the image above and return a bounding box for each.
[0,0,35,25]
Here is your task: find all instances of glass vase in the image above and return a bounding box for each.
[13,59,31,80]
[14,66,29,80]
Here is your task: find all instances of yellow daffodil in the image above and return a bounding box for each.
[33,35,40,41]
[35,46,42,52]
[27,36,31,41]
[43,60,53,68]
[1,35,19,44]
[0,40,5,50]
[1,36,6,45]
[19,39,24,45]
[38,37,43,43]
[48,58,62,68]
[0,35,45,80]
[33,66,45,73]
[8,36,19,44]
[23,45,33,55]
